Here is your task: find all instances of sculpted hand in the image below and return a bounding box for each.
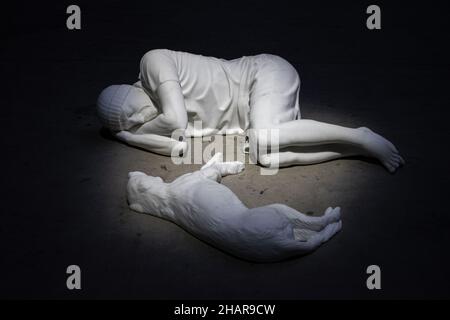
[116,131,132,143]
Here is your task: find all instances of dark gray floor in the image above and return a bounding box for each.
[2,1,450,299]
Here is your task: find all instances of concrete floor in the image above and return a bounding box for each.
[2,1,450,299]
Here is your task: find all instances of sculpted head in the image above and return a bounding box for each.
[96,84,158,132]
[127,172,168,216]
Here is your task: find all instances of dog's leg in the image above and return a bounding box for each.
[273,205,341,231]
[266,203,342,244]
[201,152,245,178]
[293,220,342,252]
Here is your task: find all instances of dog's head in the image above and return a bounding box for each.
[127,171,167,214]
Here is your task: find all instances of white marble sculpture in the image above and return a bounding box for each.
[97,49,404,172]
[127,153,342,262]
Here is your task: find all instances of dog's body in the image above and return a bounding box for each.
[127,153,342,262]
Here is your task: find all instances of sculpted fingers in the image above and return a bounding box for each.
[116,130,132,142]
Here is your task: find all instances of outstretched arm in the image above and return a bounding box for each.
[116,131,187,157]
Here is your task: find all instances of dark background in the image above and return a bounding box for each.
[1,0,450,299]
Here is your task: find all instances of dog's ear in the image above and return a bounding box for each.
[129,203,144,213]
[128,171,146,179]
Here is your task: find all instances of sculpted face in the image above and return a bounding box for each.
[123,86,158,128]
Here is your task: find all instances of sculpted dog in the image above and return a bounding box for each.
[127,153,342,262]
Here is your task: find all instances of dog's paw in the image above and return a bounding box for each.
[226,161,245,174]
[234,162,245,173]
[201,152,224,170]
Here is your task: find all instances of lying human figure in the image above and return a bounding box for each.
[127,153,342,262]
[98,49,404,172]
